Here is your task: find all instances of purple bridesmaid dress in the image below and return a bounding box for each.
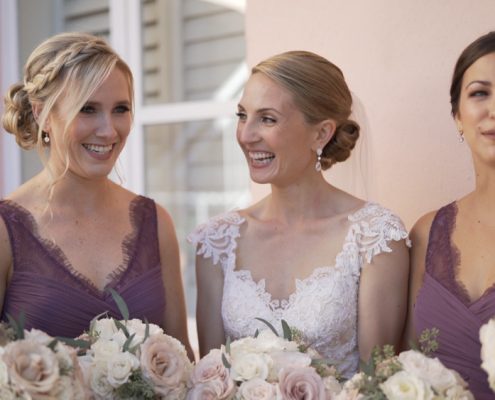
[0,196,166,338]
[414,203,495,399]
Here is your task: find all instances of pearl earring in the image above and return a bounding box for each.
[315,148,322,172]
[458,130,464,143]
[42,131,50,144]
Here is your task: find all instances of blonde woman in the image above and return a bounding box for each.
[0,32,192,358]
[190,51,410,378]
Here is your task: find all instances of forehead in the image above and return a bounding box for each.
[240,73,296,111]
[90,67,131,100]
[463,52,495,84]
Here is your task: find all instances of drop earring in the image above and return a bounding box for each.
[42,131,50,144]
[315,148,322,172]
[458,129,464,143]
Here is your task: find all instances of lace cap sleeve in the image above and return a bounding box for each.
[187,212,245,267]
[348,203,411,264]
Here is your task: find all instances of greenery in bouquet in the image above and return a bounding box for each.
[336,329,474,400]
[77,289,192,399]
[0,315,86,399]
[188,319,342,399]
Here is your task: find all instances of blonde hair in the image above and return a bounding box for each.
[2,31,134,179]
[252,50,359,170]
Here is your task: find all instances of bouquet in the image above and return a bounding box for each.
[188,319,342,399]
[480,318,495,392]
[336,329,473,400]
[78,289,192,399]
[0,318,86,399]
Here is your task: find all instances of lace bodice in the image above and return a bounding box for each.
[189,203,409,378]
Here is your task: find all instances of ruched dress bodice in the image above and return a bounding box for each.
[414,202,495,399]
[190,202,409,379]
[0,196,165,338]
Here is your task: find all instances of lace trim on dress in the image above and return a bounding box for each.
[0,197,146,297]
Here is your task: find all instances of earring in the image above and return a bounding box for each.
[42,131,50,144]
[458,130,464,143]
[315,148,322,172]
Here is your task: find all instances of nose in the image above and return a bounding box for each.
[236,118,260,145]
[96,113,118,139]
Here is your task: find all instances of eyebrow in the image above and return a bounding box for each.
[465,80,491,89]
[237,105,282,114]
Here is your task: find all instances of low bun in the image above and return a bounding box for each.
[321,119,360,170]
[2,82,39,150]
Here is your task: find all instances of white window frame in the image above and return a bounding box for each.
[0,0,21,198]
[109,0,240,195]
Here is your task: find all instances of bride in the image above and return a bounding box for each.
[189,50,409,378]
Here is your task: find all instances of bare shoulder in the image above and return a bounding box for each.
[410,209,437,247]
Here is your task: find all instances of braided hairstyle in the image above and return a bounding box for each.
[2,32,133,153]
[252,51,359,170]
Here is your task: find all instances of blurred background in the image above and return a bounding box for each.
[1,0,494,350]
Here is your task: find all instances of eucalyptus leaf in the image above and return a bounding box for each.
[123,333,136,353]
[255,317,278,336]
[143,318,150,344]
[221,353,231,369]
[114,319,130,338]
[225,336,231,354]
[107,288,129,321]
[6,313,24,340]
[281,319,292,341]
[56,337,91,350]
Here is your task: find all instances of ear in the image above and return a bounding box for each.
[32,103,51,133]
[312,119,336,151]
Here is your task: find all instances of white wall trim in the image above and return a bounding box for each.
[1,0,21,197]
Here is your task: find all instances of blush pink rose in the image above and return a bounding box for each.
[187,380,235,400]
[278,366,326,400]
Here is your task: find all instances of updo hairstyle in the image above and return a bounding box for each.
[252,50,359,170]
[450,31,495,117]
[2,32,133,152]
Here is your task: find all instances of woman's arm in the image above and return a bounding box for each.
[401,212,435,350]
[195,251,226,358]
[156,205,194,361]
[358,238,409,362]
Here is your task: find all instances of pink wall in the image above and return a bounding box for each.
[245,0,494,228]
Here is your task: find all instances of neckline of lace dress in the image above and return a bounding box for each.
[2,196,145,297]
[227,202,373,305]
[445,202,495,306]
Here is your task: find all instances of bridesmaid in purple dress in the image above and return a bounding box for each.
[0,32,193,359]
[405,31,495,399]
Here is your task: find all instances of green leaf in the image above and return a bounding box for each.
[6,313,24,340]
[143,318,150,344]
[123,333,136,353]
[107,288,129,321]
[89,311,109,335]
[225,336,231,354]
[254,329,259,338]
[221,352,231,369]
[255,317,278,336]
[281,319,292,341]
[48,339,58,351]
[114,319,130,338]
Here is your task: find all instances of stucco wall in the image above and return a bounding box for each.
[245,0,494,228]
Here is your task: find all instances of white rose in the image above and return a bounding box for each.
[91,339,121,363]
[106,351,140,388]
[0,359,9,386]
[322,375,342,399]
[444,385,475,400]
[93,318,119,340]
[124,319,163,339]
[89,363,114,399]
[252,330,298,353]
[24,328,53,346]
[231,352,272,382]
[480,318,495,392]
[236,377,279,400]
[380,371,434,400]
[399,350,466,394]
[0,386,17,400]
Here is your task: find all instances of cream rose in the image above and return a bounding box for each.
[480,318,495,392]
[322,375,342,399]
[380,370,434,400]
[89,363,114,399]
[268,351,311,382]
[24,329,53,346]
[187,380,235,400]
[3,339,60,396]
[399,350,466,394]
[106,351,140,388]
[92,318,119,341]
[236,377,279,400]
[140,333,192,396]
[231,352,272,382]
[0,358,9,386]
[278,366,326,400]
[91,339,120,363]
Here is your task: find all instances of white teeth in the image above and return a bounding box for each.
[83,144,113,154]
[249,152,275,161]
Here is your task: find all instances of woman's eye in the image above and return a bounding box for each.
[469,90,489,98]
[115,105,130,113]
[80,105,95,114]
[236,112,247,121]
[261,116,276,124]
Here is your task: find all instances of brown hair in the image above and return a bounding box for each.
[252,50,359,170]
[450,31,495,116]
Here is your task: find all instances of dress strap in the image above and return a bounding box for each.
[188,211,245,272]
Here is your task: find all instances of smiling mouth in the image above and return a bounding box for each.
[249,151,275,164]
[82,144,114,154]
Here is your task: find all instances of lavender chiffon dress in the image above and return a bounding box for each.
[414,203,495,399]
[0,196,165,338]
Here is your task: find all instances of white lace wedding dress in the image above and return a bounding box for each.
[189,202,409,378]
